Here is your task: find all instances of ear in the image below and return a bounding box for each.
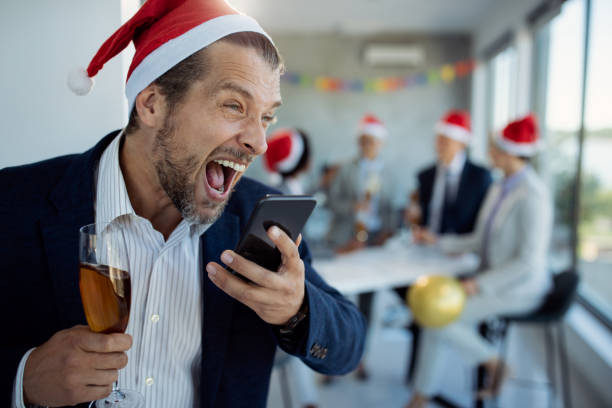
[133,83,167,129]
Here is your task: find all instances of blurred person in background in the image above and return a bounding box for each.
[326,113,396,380]
[395,110,492,383]
[264,128,320,408]
[412,110,492,243]
[264,128,312,195]
[327,113,395,252]
[406,114,553,408]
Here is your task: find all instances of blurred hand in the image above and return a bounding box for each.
[23,325,132,406]
[206,226,305,325]
[460,278,479,296]
[412,226,437,245]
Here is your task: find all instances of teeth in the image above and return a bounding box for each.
[213,159,246,172]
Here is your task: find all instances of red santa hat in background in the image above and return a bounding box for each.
[67,0,272,113]
[264,129,306,174]
[357,114,387,140]
[434,110,472,144]
[495,114,541,157]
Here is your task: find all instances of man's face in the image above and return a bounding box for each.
[358,134,382,160]
[435,133,465,166]
[153,41,282,224]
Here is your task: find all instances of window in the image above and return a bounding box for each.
[533,0,586,272]
[534,0,612,323]
[579,0,612,320]
[487,46,518,133]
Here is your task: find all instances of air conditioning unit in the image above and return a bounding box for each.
[362,43,426,68]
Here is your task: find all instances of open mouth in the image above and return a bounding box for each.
[204,158,246,202]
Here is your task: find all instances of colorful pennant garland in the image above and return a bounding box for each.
[281,59,476,93]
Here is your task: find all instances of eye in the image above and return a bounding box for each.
[224,102,243,113]
[262,115,277,126]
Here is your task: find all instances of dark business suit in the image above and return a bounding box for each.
[0,131,366,407]
[417,159,492,234]
[397,158,491,383]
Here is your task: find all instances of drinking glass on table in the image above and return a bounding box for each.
[79,222,144,407]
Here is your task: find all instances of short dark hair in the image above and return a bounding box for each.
[125,31,283,134]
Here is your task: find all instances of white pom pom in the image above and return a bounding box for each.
[67,67,94,96]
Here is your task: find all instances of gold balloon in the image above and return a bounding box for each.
[407,275,466,328]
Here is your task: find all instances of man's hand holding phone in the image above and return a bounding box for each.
[205,226,305,326]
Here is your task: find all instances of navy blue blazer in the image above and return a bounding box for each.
[417,160,492,235]
[0,131,366,407]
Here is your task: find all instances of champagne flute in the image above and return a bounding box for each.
[79,222,144,407]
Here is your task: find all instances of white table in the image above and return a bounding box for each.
[313,235,479,295]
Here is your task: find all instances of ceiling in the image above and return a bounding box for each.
[228,0,498,35]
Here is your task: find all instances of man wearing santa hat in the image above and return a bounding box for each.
[396,110,492,383]
[406,114,553,408]
[0,1,365,407]
[325,113,396,380]
[412,110,492,243]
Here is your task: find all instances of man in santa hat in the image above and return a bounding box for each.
[396,109,492,383]
[325,113,396,380]
[406,114,553,408]
[412,110,492,243]
[0,1,365,407]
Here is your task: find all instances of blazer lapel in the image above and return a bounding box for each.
[200,210,240,407]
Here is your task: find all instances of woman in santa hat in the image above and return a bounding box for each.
[407,114,553,408]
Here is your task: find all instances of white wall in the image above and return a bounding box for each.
[246,33,472,208]
[0,0,138,169]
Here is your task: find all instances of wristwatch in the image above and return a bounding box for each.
[278,299,309,336]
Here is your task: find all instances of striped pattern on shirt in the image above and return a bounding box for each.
[95,132,210,407]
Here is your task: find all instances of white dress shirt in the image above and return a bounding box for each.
[13,131,210,407]
[427,150,466,233]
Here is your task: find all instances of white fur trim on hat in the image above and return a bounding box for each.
[495,133,542,157]
[125,14,272,113]
[275,131,304,173]
[359,123,387,140]
[67,67,95,96]
[434,122,471,144]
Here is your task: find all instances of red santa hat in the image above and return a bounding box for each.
[434,110,472,144]
[357,114,387,140]
[264,129,306,174]
[67,0,272,113]
[495,114,541,157]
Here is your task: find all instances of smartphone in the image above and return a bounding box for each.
[232,195,316,276]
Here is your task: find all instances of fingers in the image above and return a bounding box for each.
[206,262,272,308]
[220,250,281,288]
[267,226,302,276]
[78,331,132,353]
[88,351,129,370]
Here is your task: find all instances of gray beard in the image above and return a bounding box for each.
[152,115,228,225]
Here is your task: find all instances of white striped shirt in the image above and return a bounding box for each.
[96,132,210,407]
[12,131,209,407]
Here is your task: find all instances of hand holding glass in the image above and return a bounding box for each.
[79,222,144,407]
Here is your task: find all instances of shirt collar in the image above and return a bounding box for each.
[95,130,213,237]
[95,130,135,226]
[502,165,529,193]
[445,149,467,176]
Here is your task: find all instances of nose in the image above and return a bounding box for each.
[237,116,268,156]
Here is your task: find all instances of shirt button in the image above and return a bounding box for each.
[145,376,155,386]
[151,314,160,323]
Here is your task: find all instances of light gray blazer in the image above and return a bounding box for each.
[326,158,395,247]
[440,167,552,298]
